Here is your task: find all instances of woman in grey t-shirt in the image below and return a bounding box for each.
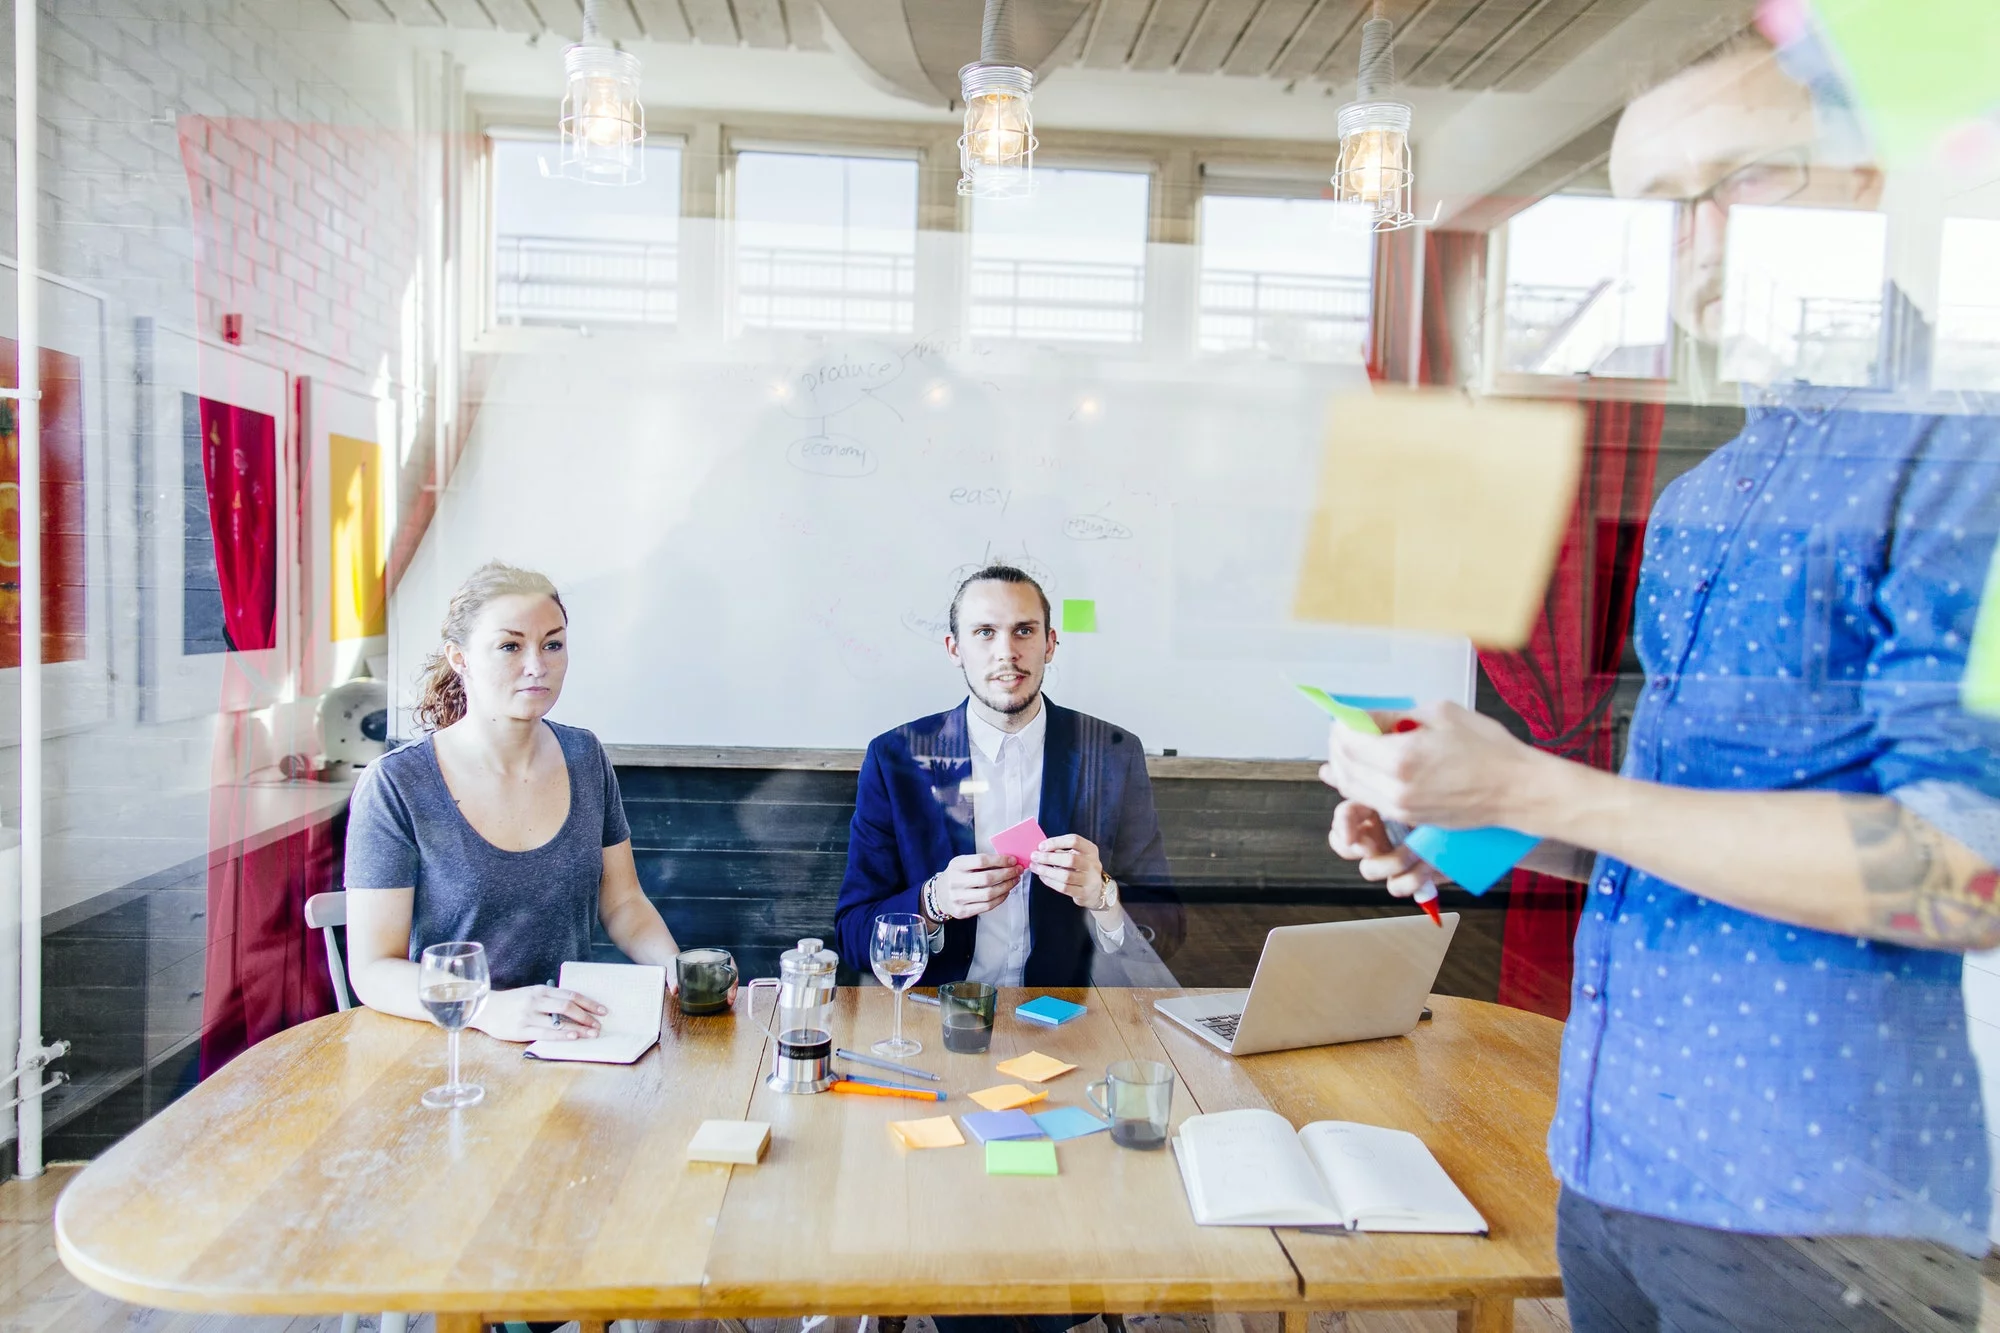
[343,561,687,1042]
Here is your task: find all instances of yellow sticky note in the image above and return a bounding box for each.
[969,1083,1049,1112]
[1293,388,1583,650]
[994,1052,1077,1084]
[890,1115,966,1150]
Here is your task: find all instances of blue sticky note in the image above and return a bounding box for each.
[1031,1106,1109,1142]
[1404,824,1540,895]
[1016,996,1086,1026]
[1329,693,1417,711]
[963,1109,1044,1142]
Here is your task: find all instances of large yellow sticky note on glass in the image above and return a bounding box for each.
[1292,389,1583,650]
[329,433,386,641]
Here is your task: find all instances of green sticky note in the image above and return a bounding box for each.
[1295,684,1382,735]
[1062,599,1098,633]
[1965,542,2000,717]
[1813,0,2000,163]
[985,1139,1058,1176]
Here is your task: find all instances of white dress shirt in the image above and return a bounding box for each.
[964,700,1126,988]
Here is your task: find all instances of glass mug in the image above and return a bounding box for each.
[938,980,997,1054]
[675,948,738,1016]
[1087,1059,1174,1150]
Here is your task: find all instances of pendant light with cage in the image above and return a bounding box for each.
[958,0,1037,198]
[561,0,645,186]
[1333,3,1417,231]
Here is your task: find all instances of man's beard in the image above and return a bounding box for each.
[966,668,1041,717]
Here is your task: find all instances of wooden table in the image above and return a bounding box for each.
[54,988,1564,1333]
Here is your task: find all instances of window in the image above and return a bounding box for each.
[1934,217,2000,392]
[1503,195,1675,377]
[733,151,918,334]
[1198,196,1373,361]
[1720,205,1887,386]
[490,137,682,328]
[971,167,1150,343]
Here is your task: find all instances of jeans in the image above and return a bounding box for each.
[1557,1187,1979,1333]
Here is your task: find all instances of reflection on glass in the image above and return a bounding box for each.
[1502,194,1674,377]
[491,137,682,327]
[1198,195,1374,362]
[1720,204,1886,386]
[734,151,918,334]
[971,167,1150,343]
[1936,217,2000,392]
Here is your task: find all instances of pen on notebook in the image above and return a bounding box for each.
[835,1047,944,1081]
[830,1080,947,1102]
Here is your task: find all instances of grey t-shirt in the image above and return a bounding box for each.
[344,720,633,991]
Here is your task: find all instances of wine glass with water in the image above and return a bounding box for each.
[419,941,490,1109]
[870,912,927,1058]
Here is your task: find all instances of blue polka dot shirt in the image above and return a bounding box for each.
[1549,396,2000,1253]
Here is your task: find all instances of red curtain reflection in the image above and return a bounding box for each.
[1478,399,1663,1018]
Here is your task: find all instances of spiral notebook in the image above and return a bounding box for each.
[523,962,666,1064]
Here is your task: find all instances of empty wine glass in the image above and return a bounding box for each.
[870,912,927,1057]
[418,941,489,1109]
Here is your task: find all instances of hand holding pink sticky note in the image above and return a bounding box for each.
[991,817,1048,873]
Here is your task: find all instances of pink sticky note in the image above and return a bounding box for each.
[990,817,1047,869]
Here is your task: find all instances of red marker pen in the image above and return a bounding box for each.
[1383,717,1443,926]
[1412,881,1444,928]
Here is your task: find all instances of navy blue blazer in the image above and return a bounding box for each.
[833,700,1173,988]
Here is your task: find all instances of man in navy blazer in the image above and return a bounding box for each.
[834,564,1171,990]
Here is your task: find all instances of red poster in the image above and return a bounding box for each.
[198,397,278,652]
[0,338,86,668]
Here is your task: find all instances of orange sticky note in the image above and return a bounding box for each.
[970,1083,1049,1112]
[890,1115,966,1150]
[994,1052,1077,1083]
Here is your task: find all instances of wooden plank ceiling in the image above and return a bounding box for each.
[326,0,1651,94]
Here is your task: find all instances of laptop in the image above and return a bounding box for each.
[1154,913,1459,1056]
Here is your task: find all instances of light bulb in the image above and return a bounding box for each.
[1334,100,1414,229]
[561,43,645,185]
[1341,126,1405,202]
[959,63,1036,197]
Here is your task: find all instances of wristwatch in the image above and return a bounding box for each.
[1095,873,1120,913]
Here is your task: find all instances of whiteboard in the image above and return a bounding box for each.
[395,326,1473,759]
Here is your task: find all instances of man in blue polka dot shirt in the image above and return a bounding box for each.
[1322,40,2000,1333]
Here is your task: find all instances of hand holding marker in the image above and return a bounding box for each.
[1298,686,1540,914]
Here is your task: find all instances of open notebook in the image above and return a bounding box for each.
[523,962,666,1064]
[1173,1108,1487,1234]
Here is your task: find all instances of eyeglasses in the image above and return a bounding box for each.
[1694,150,1811,211]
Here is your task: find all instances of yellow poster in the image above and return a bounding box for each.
[329,433,385,641]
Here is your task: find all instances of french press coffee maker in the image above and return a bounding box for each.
[744,937,840,1094]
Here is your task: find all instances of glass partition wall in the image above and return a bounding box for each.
[13,1,2000,1299]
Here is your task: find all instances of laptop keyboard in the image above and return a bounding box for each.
[1197,1012,1243,1041]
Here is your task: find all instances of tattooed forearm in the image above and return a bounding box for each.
[1842,795,2000,949]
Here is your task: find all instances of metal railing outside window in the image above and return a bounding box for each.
[970,256,1145,343]
[1199,268,1372,360]
[736,245,916,334]
[494,235,678,327]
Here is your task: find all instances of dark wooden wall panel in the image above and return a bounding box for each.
[614,763,1495,988]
